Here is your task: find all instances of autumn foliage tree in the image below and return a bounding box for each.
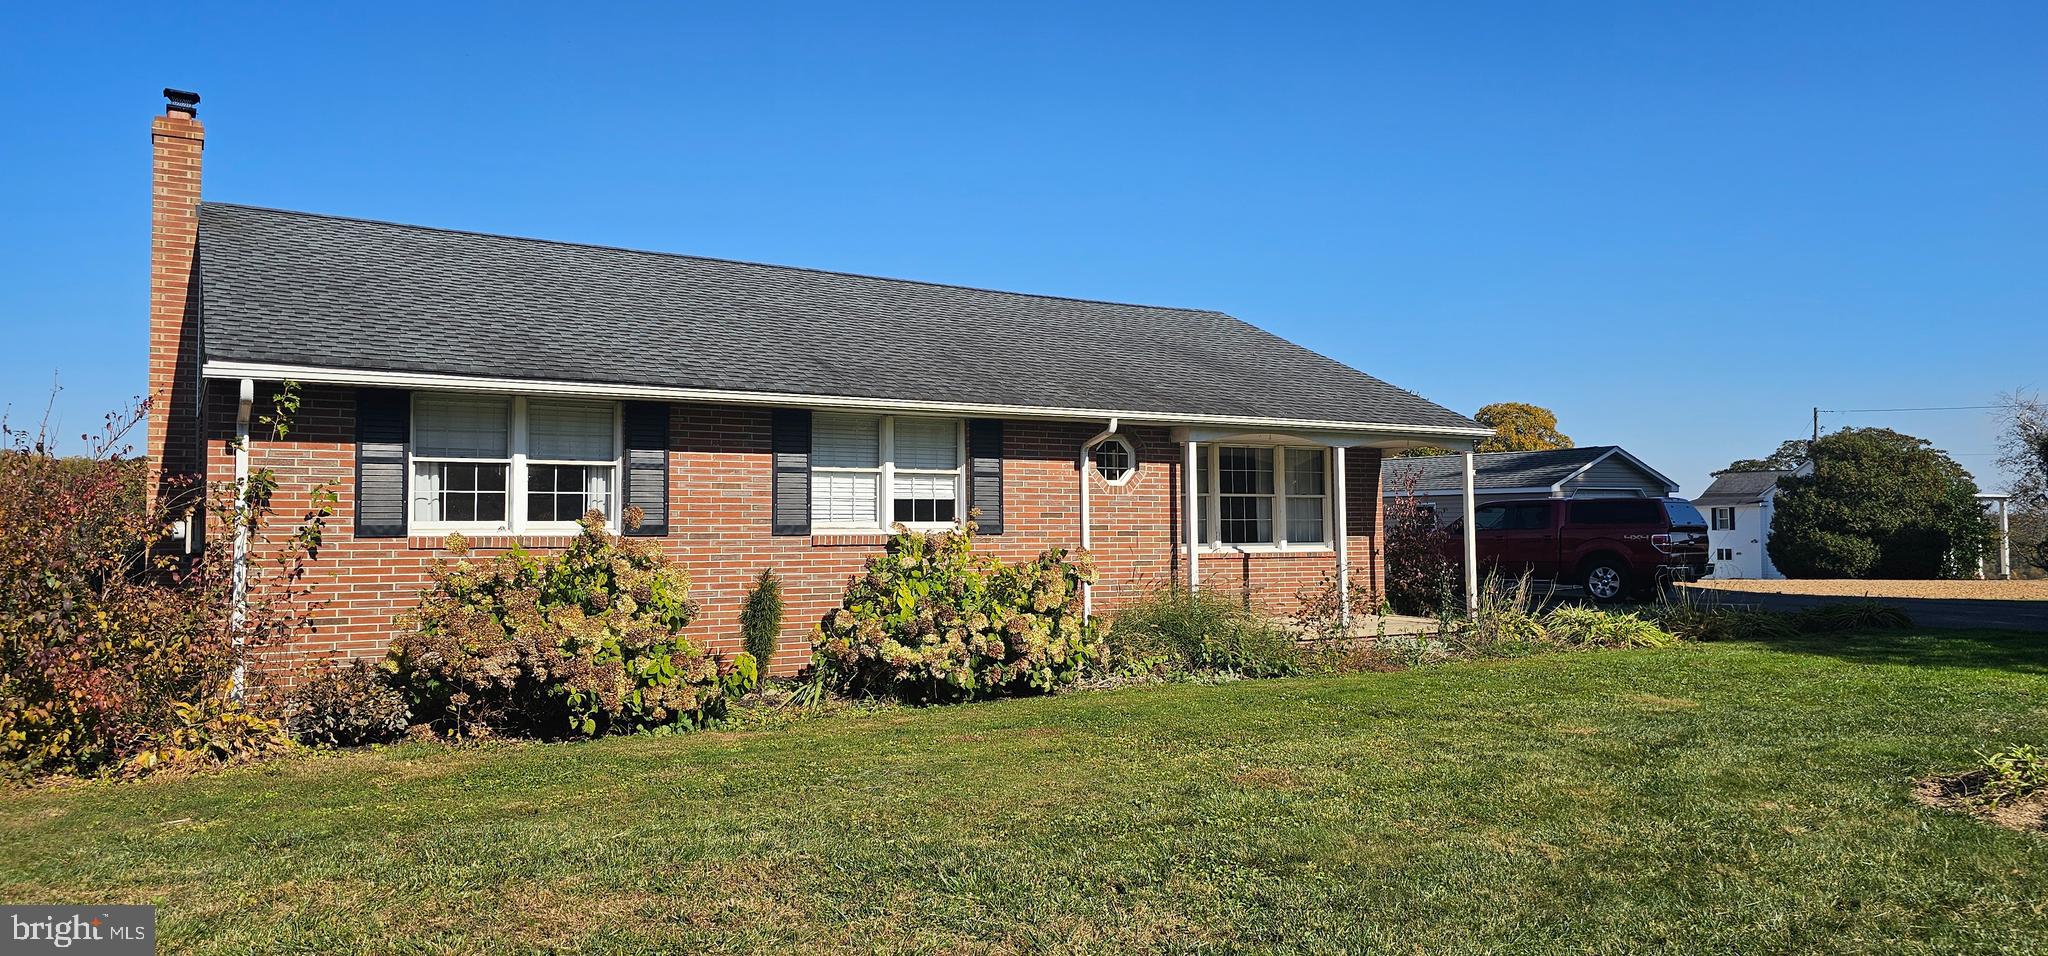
[1401,401,1573,458]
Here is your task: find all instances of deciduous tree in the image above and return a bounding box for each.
[1768,427,1994,579]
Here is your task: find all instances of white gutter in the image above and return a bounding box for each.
[200,361,1494,440]
[230,377,254,698]
[1077,418,1119,619]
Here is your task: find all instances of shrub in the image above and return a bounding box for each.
[280,659,410,747]
[812,522,1104,702]
[124,687,293,775]
[1111,586,1302,677]
[1384,476,1456,616]
[1541,606,1677,649]
[0,388,324,776]
[739,569,785,672]
[1972,746,2048,808]
[386,513,751,738]
[1789,601,1914,634]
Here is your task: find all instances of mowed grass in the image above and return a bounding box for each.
[5,633,2048,954]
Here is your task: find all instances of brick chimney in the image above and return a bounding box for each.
[147,88,204,514]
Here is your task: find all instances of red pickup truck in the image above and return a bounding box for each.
[1446,497,1712,601]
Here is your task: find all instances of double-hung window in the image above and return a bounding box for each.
[812,413,963,531]
[1710,506,1735,530]
[411,395,619,533]
[413,396,512,526]
[1195,445,1330,549]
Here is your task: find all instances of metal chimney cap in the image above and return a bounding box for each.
[163,88,200,116]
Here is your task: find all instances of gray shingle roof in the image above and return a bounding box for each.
[1693,470,1794,506]
[195,203,1480,432]
[1381,446,1619,494]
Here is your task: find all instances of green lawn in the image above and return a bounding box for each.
[5,632,2048,954]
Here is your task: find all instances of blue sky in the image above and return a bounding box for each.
[2,2,2042,495]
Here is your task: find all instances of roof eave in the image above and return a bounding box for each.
[201,360,1493,440]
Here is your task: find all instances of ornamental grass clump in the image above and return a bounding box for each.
[812,522,1104,703]
[387,511,753,738]
[1110,586,1302,678]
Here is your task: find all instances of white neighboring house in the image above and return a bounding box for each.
[1692,465,1809,580]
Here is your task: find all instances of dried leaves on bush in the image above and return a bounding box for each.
[386,513,751,739]
[812,521,1104,703]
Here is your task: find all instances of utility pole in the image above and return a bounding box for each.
[1812,407,1820,444]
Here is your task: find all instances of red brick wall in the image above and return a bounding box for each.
[146,108,206,510]
[211,384,1384,680]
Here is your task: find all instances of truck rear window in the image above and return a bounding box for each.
[1567,499,1660,525]
[1662,499,1709,530]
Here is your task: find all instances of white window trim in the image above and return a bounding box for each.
[1199,444,1332,553]
[811,414,966,534]
[1092,436,1138,487]
[409,394,622,537]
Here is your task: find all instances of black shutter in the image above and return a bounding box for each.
[621,402,670,536]
[771,409,811,536]
[967,418,1004,535]
[354,388,410,538]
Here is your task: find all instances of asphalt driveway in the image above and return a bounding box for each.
[1681,586,2048,632]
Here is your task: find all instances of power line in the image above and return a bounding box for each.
[1819,404,2003,414]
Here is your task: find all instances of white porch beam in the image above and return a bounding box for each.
[1462,450,1479,616]
[2001,497,2012,579]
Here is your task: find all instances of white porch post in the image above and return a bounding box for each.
[1184,440,1200,590]
[2000,497,2012,579]
[1462,449,1479,616]
[1333,444,1349,632]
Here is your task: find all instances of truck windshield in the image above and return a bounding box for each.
[1663,499,1709,530]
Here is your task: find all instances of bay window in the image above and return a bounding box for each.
[411,394,619,532]
[812,413,963,530]
[1194,444,1330,549]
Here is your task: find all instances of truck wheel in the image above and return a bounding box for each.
[1583,558,1628,603]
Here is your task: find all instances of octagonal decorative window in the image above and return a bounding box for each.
[1092,437,1136,485]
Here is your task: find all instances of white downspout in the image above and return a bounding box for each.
[1333,444,1349,633]
[1184,439,1201,591]
[230,377,254,698]
[1077,417,1118,618]
[1462,449,1479,617]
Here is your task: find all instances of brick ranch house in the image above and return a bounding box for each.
[143,90,1491,679]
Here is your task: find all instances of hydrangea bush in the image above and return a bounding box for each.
[386,512,753,738]
[812,522,1105,703]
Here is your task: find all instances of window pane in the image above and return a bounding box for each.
[1093,441,1132,481]
[1219,496,1273,544]
[813,414,881,468]
[891,473,958,524]
[814,472,879,525]
[1287,497,1325,543]
[1218,447,1274,494]
[415,396,510,458]
[528,401,615,461]
[1475,505,1508,530]
[893,418,959,470]
[1286,449,1326,496]
[476,488,506,522]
